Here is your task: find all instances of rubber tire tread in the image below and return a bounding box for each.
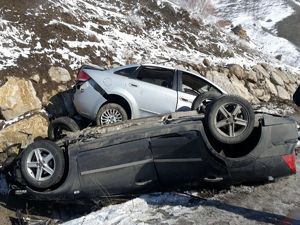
[20,140,65,189]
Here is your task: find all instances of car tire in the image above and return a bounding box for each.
[96,103,128,125]
[48,117,80,141]
[206,95,255,144]
[192,91,222,113]
[20,140,65,189]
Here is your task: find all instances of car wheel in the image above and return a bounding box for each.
[96,103,128,126]
[48,117,80,141]
[20,140,65,189]
[206,95,255,144]
[192,91,222,113]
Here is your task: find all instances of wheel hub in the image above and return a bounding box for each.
[26,148,56,182]
[100,108,123,125]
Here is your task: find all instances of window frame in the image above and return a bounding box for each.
[178,70,222,95]
[133,66,178,91]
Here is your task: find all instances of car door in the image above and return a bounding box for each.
[151,130,229,187]
[77,138,158,197]
[126,66,178,117]
[177,70,222,111]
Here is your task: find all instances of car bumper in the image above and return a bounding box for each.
[73,81,107,120]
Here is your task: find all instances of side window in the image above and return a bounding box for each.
[181,72,218,96]
[136,67,175,89]
[114,66,138,77]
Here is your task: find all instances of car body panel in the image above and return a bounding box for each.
[6,112,298,201]
[73,64,226,121]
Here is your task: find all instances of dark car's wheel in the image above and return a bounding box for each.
[206,95,255,144]
[20,140,65,189]
[96,103,128,125]
[48,117,80,141]
[192,91,222,113]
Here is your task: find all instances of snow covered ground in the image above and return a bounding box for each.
[63,157,300,225]
[211,0,300,69]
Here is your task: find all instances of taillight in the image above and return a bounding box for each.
[77,70,91,81]
[282,153,296,174]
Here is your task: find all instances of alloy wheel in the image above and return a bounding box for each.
[214,102,249,137]
[26,148,56,182]
[100,108,123,125]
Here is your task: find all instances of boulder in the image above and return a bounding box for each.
[48,66,71,83]
[0,113,48,156]
[265,78,278,96]
[203,58,211,67]
[252,64,270,79]
[270,71,285,86]
[246,69,257,83]
[0,77,42,120]
[228,64,246,80]
[231,25,250,40]
[206,70,257,103]
[276,86,290,100]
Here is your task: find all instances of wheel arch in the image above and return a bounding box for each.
[100,94,133,119]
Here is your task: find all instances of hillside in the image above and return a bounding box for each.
[0,0,294,76]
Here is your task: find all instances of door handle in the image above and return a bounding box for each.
[180,97,189,102]
[135,180,152,186]
[203,177,223,183]
[129,83,138,87]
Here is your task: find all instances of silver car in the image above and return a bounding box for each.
[73,64,226,125]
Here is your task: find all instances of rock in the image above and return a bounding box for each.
[231,25,250,40]
[246,70,258,83]
[276,85,291,100]
[257,92,271,102]
[286,83,297,94]
[0,113,48,156]
[286,71,297,84]
[274,69,289,84]
[270,71,285,86]
[265,78,278,96]
[252,64,270,79]
[0,77,42,120]
[228,64,246,80]
[206,70,256,103]
[48,66,71,83]
[42,79,47,84]
[203,58,211,67]
[30,74,40,83]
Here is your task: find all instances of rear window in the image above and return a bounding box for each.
[114,67,138,77]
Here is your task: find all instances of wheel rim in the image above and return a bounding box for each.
[26,148,56,182]
[100,108,123,125]
[214,102,249,138]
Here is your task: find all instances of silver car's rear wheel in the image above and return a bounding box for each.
[26,148,55,182]
[96,103,128,126]
[100,108,123,125]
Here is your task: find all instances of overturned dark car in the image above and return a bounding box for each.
[3,95,298,201]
